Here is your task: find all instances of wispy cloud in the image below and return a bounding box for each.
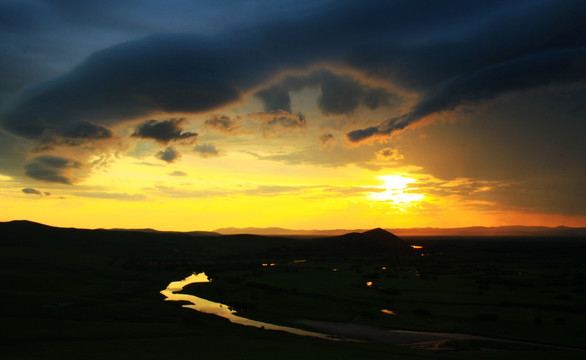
[204,114,241,134]
[319,133,336,148]
[22,188,43,196]
[193,143,219,158]
[72,191,147,201]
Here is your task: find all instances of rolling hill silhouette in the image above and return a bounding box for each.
[299,227,412,255]
[0,221,413,259]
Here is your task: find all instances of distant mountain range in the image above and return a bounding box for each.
[1,220,584,237]
[214,225,586,237]
[0,220,414,257]
[107,227,222,237]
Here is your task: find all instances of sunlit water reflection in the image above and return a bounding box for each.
[161,273,338,340]
[161,273,584,351]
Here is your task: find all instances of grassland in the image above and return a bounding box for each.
[1,221,585,359]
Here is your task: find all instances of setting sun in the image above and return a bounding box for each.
[0,0,584,232]
[368,175,424,210]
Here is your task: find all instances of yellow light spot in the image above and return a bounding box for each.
[366,281,373,287]
[381,266,387,270]
[368,175,424,208]
[411,245,423,249]
[381,309,397,315]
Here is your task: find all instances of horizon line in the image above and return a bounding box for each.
[2,219,585,237]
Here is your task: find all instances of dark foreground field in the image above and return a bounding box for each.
[1,221,585,359]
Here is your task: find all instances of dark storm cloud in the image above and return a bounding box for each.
[1,34,241,140]
[24,155,82,184]
[0,0,58,99]
[254,70,394,115]
[61,121,114,139]
[32,121,115,151]
[132,118,197,145]
[348,47,586,142]
[32,138,83,152]
[0,0,336,103]
[193,144,219,158]
[204,114,240,133]
[31,155,82,169]
[22,187,42,196]
[155,146,180,163]
[255,85,292,113]
[317,73,381,115]
[2,0,585,145]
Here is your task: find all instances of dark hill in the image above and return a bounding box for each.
[302,228,412,255]
[1,219,54,231]
[0,221,413,259]
[0,220,305,259]
[362,227,403,241]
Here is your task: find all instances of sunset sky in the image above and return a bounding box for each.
[1,0,585,231]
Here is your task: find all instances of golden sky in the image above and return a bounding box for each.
[1,1,585,231]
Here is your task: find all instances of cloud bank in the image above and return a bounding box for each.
[4,1,584,147]
[0,0,584,196]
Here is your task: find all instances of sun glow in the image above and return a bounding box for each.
[368,175,424,208]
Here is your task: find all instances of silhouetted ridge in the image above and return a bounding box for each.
[3,220,53,230]
[362,227,402,241]
[0,220,59,238]
[302,228,411,255]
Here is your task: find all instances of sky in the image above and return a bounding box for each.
[0,0,585,231]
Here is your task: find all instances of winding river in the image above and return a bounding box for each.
[161,273,586,352]
[160,272,338,340]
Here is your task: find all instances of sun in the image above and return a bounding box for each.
[368,175,424,209]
